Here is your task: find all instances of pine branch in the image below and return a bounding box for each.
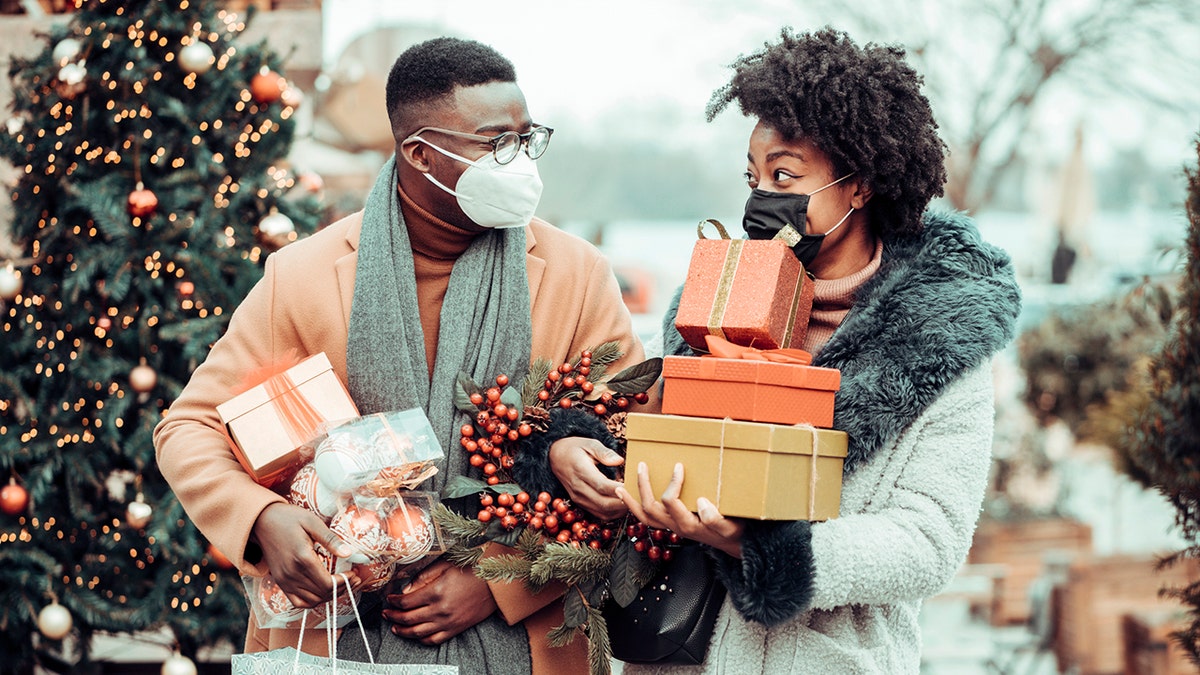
[585,605,613,675]
[442,544,484,569]
[475,554,533,584]
[522,357,554,404]
[586,341,623,366]
[546,623,579,649]
[431,503,487,542]
[528,544,611,587]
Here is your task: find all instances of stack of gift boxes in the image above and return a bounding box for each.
[623,228,849,521]
[215,352,446,628]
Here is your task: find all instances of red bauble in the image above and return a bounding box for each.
[127,186,158,217]
[250,69,286,104]
[1,480,29,515]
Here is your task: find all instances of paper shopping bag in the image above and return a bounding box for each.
[231,648,458,675]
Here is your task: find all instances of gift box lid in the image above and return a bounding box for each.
[625,412,847,457]
[216,352,344,423]
[663,355,841,392]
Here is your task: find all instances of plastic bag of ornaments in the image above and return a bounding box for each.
[305,408,444,494]
[241,544,359,630]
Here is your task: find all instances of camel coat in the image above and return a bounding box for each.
[153,210,643,673]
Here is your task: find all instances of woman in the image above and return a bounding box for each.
[610,27,1022,673]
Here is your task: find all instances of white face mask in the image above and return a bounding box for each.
[413,137,544,229]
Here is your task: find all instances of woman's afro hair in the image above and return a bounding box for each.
[707,27,947,236]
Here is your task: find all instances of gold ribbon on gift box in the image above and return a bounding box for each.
[696,219,810,349]
[710,416,825,521]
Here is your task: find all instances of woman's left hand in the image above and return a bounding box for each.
[616,461,744,558]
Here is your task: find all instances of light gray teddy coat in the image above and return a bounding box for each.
[627,209,1021,674]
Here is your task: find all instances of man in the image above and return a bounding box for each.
[154,37,641,674]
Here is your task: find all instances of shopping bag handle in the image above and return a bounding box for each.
[292,572,374,673]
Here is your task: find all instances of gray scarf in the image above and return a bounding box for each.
[341,156,534,672]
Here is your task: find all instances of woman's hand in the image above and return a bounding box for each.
[616,461,744,558]
[548,436,628,520]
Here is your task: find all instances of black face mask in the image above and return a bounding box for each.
[742,189,823,266]
[741,173,857,267]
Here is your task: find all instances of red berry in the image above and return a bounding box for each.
[668,532,682,545]
[626,525,638,538]
[480,494,494,507]
[486,387,501,402]
[543,514,559,530]
[556,531,572,543]
[563,377,576,388]
[470,392,484,406]
[651,529,665,542]
[495,374,510,387]
[465,440,478,452]
[580,381,594,393]
[662,548,674,562]
[478,510,493,522]
[589,540,602,550]
[493,403,508,418]
[547,371,560,382]
[501,515,518,529]
[581,357,592,367]
[553,500,568,515]
[559,362,572,374]
[647,546,662,561]
[486,476,500,485]
[507,408,519,421]
[581,350,592,359]
[518,423,532,436]
[491,447,503,459]
[477,411,490,425]
[483,463,497,476]
[593,404,607,416]
[469,454,485,467]
[633,539,647,552]
[533,501,547,512]
[490,433,504,445]
[635,392,649,404]
[616,397,629,409]
[600,392,613,404]
[496,423,509,436]
[537,492,552,504]
[501,455,515,469]
[537,390,550,401]
[494,507,507,518]
[497,492,515,507]
[529,516,544,530]
[511,502,525,514]
[562,510,576,524]
[507,430,520,442]
[516,492,530,504]
[579,366,590,376]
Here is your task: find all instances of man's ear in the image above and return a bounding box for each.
[398,138,431,172]
[850,178,874,209]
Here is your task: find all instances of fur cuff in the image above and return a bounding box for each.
[510,407,620,498]
[713,519,815,626]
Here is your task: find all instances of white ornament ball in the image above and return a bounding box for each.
[37,602,73,640]
[6,116,24,136]
[126,499,153,529]
[129,363,158,393]
[258,211,295,236]
[161,653,198,675]
[52,38,82,66]
[58,62,86,86]
[178,42,214,75]
[0,266,21,301]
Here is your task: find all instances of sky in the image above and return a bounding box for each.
[320,0,1200,176]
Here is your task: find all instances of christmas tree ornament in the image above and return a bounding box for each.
[249,67,286,104]
[178,41,214,75]
[256,209,295,250]
[37,602,73,640]
[126,493,153,529]
[0,264,21,300]
[1,477,29,515]
[298,171,324,194]
[178,280,195,296]
[280,85,303,109]
[127,182,158,217]
[207,543,234,570]
[97,316,112,330]
[5,116,24,136]
[56,61,87,99]
[161,652,198,675]
[52,37,82,65]
[129,359,158,393]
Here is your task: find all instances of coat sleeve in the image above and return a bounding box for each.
[152,254,291,575]
[715,364,995,624]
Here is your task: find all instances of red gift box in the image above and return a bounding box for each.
[661,353,840,427]
[674,222,814,351]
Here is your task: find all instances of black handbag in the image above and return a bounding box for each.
[604,542,727,665]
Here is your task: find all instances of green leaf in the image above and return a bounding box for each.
[455,371,481,415]
[500,385,523,422]
[562,586,588,628]
[608,538,644,607]
[604,358,663,395]
[485,520,527,548]
[442,475,489,500]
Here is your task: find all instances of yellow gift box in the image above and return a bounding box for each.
[623,412,848,521]
[216,352,360,489]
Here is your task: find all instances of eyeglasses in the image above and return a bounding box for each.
[407,125,554,165]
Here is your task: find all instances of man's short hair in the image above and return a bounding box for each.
[386,36,517,140]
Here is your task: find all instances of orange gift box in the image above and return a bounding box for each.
[216,352,360,488]
[674,223,814,351]
[661,355,840,427]
[623,413,848,521]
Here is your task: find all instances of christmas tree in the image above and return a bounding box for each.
[0,0,324,670]
[1126,134,1200,662]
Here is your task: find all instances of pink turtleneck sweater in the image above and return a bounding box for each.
[801,238,884,355]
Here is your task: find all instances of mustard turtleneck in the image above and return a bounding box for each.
[396,182,483,375]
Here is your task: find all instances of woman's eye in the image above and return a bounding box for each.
[773,169,797,182]
[743,171,758,187]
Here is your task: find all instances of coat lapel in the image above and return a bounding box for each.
[334,216,362,330]
[524,222,545,305]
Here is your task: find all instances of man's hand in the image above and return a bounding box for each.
[382,560,498,645]
[548,436,628,520]
[252,502,358,609]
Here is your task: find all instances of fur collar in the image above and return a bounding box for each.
[661,209,1021,474]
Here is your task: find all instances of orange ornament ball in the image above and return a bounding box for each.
[127,186,158,217]
[1,481,29,515]
[178,281,195,296]
[250,69,286,104]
